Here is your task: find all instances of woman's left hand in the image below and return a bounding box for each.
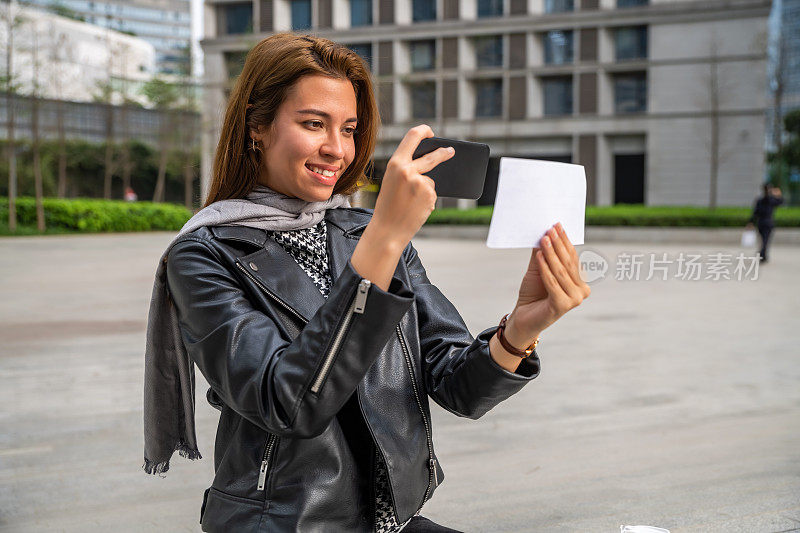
[503,222,591,348]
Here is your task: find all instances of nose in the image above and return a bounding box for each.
[320,128,345,160]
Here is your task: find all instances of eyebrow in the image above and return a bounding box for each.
[296,109,358,123]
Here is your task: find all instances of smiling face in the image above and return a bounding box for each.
[251,75,358,202]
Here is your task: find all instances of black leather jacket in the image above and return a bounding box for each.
[165,207,540,532]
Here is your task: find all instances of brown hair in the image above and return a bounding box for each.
[204,33,379,207]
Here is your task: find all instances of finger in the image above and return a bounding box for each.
[536,250,570,310]
[554,222,580,265]
[393,124,434,161]
[541,235,582,301]
[413,146,455,175]
[526,246,542,273]
[553,223,591,297]
[548,226,583,287]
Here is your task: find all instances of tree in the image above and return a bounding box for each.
[2,0,22,232]
[49,31,69,198]
[768,109,800,204]
[28,17,45,230]
[141,78,179,202]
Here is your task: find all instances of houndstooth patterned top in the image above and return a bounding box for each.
[266,219,405,533]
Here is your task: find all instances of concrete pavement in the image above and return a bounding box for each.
[0,232,798,532]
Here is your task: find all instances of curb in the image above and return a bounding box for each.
[416,225,800,245]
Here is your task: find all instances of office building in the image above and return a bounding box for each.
[26,0,192,75]
[200,0,771,207]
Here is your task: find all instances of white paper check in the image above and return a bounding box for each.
[487,157,586,248]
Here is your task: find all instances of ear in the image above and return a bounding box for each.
[249,124,265,143]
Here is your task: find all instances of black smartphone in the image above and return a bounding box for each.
[411,137,490,199]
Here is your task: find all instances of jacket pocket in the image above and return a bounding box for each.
[200,487,264,533]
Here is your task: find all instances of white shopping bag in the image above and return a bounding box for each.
[741,228,757,248]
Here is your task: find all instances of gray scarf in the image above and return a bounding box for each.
[143,184,351,475]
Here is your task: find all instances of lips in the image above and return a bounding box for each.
[305,164,338,185]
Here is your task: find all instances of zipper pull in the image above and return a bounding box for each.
[430,458,439,486]
[354,279,371,314]
[257,459,269,490]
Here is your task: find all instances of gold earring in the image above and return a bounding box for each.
[251,138,261,152]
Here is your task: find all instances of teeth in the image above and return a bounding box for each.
[309,166,335,178]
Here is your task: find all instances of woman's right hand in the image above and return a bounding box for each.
[370,125,455,248]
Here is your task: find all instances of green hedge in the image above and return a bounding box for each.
[0,197,192,235]
[4,199,800,236]
[426,205,800,227]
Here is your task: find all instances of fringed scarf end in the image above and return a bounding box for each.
[143,442,202,475]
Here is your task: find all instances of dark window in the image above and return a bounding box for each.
[478,0,503,17]
[412,0,436,21]
[410,40,436,71]
[543,30,573,65]
[348,43,373,70]
[475,78,503,118]
[542,75,573,116]
[475,35,503,68]
[291,0,312,30]
[223,51,248,80]
[617,0,648,6]
[351,0,372,26]
[410,82,436,118]
[613,72,647,113]
[220,3,252,35]
[615,26,647,61]
[544,0,574,13]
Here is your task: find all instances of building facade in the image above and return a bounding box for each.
[200,0,770,207]
[25,0,192,75]
[1,4,156,105]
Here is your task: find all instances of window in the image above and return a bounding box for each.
[412,0,436,22]
[291,0,312,30]
[410,82,436,119]
[543,30,573,65]
[224,51,248,79]
[474,78,503,117]
[613,72,647,113]
[351,0,372,26]
[348,43,373,70]
[615,26,647,61]
[478,0,503,18]
[544,0,574,13]
[475,35,503,68]
[542,76,573,115]
[410,40,436,71]
[617,0,648,6]
[219,3,252,35]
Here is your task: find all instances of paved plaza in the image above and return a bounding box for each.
[1,231,798,532]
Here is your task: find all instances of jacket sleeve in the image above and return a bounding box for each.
[166,237,414,438]
[404,243,540,420]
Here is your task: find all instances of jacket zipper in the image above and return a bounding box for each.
[257,433,279,491]
[395,325,438,506]
[309,278,371,394]
[235,261,307,325]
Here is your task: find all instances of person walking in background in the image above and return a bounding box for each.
[746,183,783,263]
[124,187,138,202]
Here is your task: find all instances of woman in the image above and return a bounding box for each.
[143,33,590,532]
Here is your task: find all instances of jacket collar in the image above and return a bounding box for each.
[210,208,373,323]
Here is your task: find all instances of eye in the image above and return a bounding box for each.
[305,120,324,129]
[343,126,357,136]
